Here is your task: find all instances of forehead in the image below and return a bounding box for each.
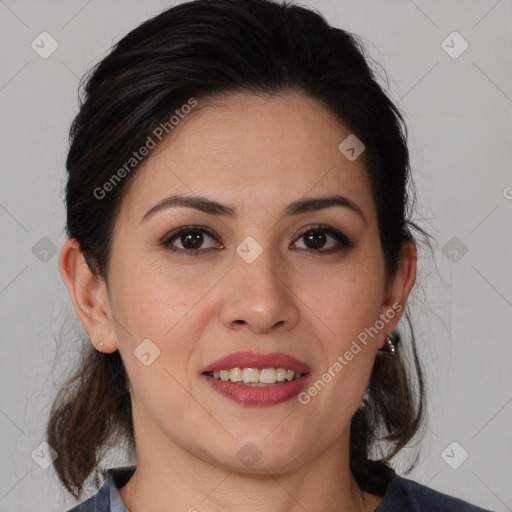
[117,92,375,227]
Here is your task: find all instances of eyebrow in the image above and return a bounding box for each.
[141,194,366,224]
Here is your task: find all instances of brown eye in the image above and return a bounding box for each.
[303,230,327,250]
[292,225,355,254]
[162,226,221,254]
[179,231,204,250]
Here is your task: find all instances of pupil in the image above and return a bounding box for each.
[305,230,326,249]
[182,232,203,249]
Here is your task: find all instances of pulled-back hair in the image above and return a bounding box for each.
[48,0,428,499]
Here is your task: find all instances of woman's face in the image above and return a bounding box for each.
[83,92,414,473]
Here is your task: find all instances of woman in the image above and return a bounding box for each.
[48,0,495,510]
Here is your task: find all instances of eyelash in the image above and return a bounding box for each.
[161,224,355,256]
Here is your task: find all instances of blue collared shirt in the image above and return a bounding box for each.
[66,464,495,511]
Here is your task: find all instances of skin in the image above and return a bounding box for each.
[59,92,416,512]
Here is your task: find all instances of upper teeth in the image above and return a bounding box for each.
[210,368,302,384]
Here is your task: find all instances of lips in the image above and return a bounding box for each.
[201,351,311,407]
[201,351,311,374]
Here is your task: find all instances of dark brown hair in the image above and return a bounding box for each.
[48,0,429,499]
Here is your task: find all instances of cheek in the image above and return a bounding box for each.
[113,269,209,424]
[305,262,385,349]
[298,256,384,412]
[114,259,206,338]
[110,262,212,388]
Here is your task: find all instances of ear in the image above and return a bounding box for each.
[377,239,417,349]
[58,238,118,353]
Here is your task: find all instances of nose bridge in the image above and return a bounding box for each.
[219,234,299,333]
[233,235,287,298]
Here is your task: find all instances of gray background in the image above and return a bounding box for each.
[1,0,511,510]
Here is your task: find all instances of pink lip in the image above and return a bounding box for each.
[203,375,311,407]
[201,351,311,374]
[201,351,311,407]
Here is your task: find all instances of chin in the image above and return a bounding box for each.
[202,432,313,474]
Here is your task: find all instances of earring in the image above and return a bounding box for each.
[385,333,396,356]
[99,341,104,352]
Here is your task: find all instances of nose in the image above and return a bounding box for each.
[219,246,300,335]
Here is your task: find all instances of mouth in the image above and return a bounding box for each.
[204,367,304,386]
[201,351,311,406]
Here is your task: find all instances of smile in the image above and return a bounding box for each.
[206,367,303,385]
[201,351,311,406]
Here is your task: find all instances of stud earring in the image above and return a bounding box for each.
[99,341,104,352]
[385,333,396,356]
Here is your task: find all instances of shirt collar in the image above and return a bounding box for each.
[104,465,136,512]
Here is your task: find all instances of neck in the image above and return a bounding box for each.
[119,420,382,512]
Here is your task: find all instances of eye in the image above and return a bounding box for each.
[161,224,355,256]
[161,225,223,255]
[291,225,355,254]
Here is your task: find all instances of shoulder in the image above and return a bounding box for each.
[65,465,136,512]
[377,475,496,512]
